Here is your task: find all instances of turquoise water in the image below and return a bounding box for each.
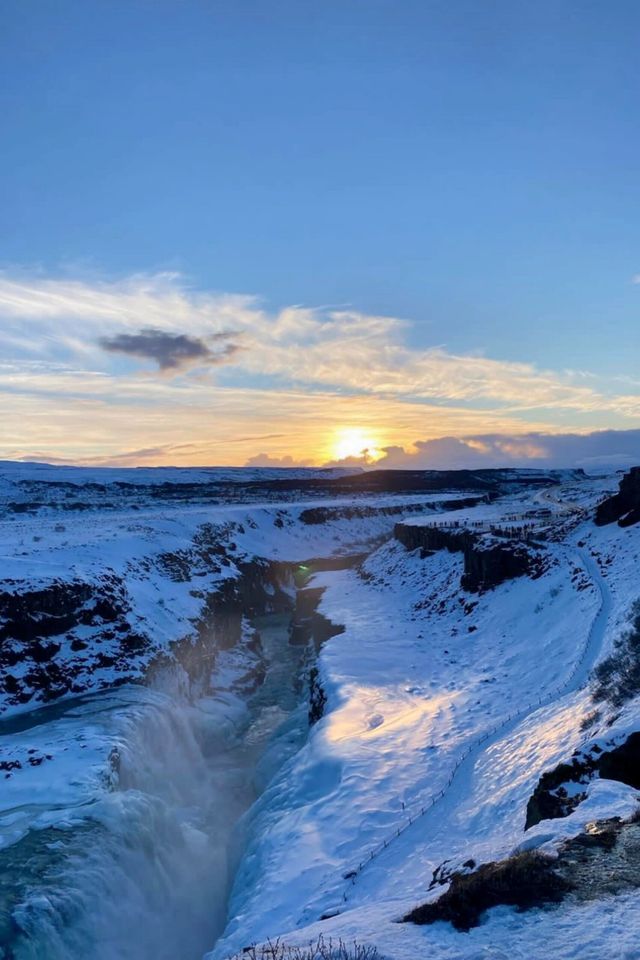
[0,611,309,960]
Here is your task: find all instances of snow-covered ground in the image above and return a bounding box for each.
[210,470,640,960]
[1,463,639,960]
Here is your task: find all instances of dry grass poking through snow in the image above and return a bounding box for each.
[593,598,640,707]
[231,936,379,960]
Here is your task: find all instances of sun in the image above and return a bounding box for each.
[332,427,384,463]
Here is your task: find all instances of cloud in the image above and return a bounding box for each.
[358,428,640,472]
[2,270,636,414]
[12,427,640,472]
[80,445,183,466]
[245,452,312,468]
[98,327,239,371]
[0,270,639,466]
[8,435,296,468]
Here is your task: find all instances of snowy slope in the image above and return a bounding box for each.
[0,486,479,720]
[210,471,640,960]
[0,464,484,864]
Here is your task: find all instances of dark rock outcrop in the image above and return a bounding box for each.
[288,581,345,724]
[525,756,592,828]
[403,851,571,931]
[460,539,535,592]
[595,466,640,527]
[526,732,640,829]
[405,812,640,933]
[308,666,327,724]
[173,557,293,683]
[289,588,345,651]
[394,523,537,592]
[0,576,140,709]
[298,497,482,526]
[0,581,95,643]
[598,732,640,787]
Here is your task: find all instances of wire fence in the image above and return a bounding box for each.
[414,518,550,543]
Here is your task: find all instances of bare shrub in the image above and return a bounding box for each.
[231,935,379,960]
[579,708,602,732]
[593,599,640,707]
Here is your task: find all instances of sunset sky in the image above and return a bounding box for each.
[2,1,640,469]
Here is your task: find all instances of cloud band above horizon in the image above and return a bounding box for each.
[0,270,639,469]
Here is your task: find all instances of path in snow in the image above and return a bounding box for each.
[533,485,588,516]
[342,545,611,900]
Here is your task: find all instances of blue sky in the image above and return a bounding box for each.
[1,1,640,467]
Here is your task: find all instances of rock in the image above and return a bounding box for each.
[394,523,536,592]
[526,732,640,828]
[308,666,327,724]
[595,466,640,527]
[0,575,141,711]
[403,851,571,931]
[298,498,481,526]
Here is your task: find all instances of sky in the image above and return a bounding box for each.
[1,0,640,470]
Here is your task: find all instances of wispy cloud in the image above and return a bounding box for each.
[0,270,639,465]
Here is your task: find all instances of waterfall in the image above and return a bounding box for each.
[1,612,308,960]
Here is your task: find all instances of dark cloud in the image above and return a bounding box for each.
[370,429,640,472]
[99,328,239,371]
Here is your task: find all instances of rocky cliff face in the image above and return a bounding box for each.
[394,523,537,592]
[0,574,146,709]
[595,467,640,527]
[0,547,294,714]
[460,539,536,592]
[525,732,640,829]
[298,497,482,526]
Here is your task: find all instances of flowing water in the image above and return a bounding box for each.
[0,611,309,960]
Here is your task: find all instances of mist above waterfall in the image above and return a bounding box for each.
[1,610,309,960]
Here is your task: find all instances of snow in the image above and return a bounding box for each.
[0,487,469,724]
[210,472,640,960]
[237,888,640,960]
[2,461,640,960]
